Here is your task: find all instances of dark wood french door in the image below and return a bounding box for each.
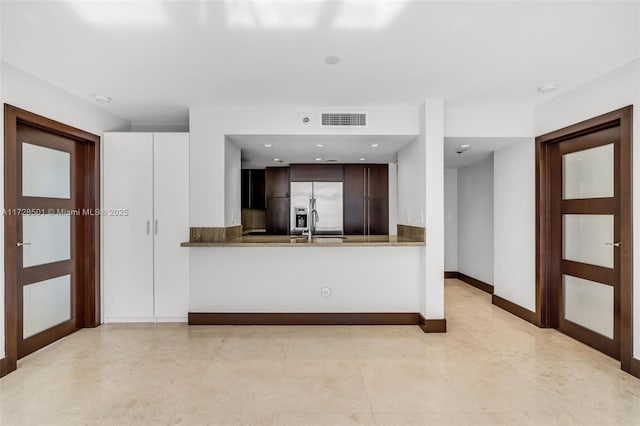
[4,105,101,375]
[537,106,633,370]
[554,126,621,358]
[15,123,80,358]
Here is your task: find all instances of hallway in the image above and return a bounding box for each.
[1,279,639,425]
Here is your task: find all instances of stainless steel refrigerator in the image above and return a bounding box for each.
[290,182,343,235]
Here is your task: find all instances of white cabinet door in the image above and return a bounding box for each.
[153,133,190,321]
[104,133,154,322]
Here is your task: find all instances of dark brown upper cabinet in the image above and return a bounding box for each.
[241,169,265,210]
[266,167,290,198]
[290,164,344,182]
[343,164,388,235]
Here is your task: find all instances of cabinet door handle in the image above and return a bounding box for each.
[363,167,366,198]
[368,168,371,197]
[367,199,371,235]
[154,220,158,235]
[146,220,151,235]
[363,200,367,235]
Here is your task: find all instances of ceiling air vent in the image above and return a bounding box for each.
[321,112,367,127]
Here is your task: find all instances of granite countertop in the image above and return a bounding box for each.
[181,234,425,247]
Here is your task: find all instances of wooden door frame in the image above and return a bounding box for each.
[536,105,633,373]
[3,104,101,376]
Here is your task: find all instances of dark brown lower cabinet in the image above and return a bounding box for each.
[266,197,289,235]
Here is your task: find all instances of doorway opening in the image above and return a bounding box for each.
[3,105,101,376]
[536,106,633,372]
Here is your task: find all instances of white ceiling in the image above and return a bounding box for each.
[229,134,416,168]
[2,1,639,125]
[444,137,531,169]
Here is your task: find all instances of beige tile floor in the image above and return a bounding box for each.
[2,278,640,426]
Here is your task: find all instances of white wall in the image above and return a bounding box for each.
[444,168,458,271]
[424,100,446,320]
[224,137,242,227]
[191,247,421,313]
[445,104,533,138]
[189,105,419,227]
[457,156,494,284]
[0,61,129,360]
[534,60,639,135]
[2,62,129,136]
[533,58,640,359]
[493,142,536,311]
[397,136,424,227]
[131,122,189,132]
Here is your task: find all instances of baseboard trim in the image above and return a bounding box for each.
[0,357,8,378]
[492,294,536,325]
[444,271,494,294]
[626,357,640,380]
[458,273,494,294]
[188,312,420,326]
[418,315,447,333]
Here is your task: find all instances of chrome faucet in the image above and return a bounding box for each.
[308,197,319,242]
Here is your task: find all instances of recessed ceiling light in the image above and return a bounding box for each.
[94,94,112,103]
[537,83,558,94]
[264,144,273,148]
[315,157,322,161]
[359,157,366,161]
[316,144,324,148]
[272,158,281,162]
[371,143,380,148]
[324,56,341,65]
[460,144,471,148]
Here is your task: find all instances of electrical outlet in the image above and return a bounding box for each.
[321,285,330,297]
[420,212,424,224]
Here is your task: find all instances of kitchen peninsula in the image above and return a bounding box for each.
[183,161,439,331]
[184,234,428,328]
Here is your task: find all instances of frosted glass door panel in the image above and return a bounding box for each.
[22,143,71,199]
[563,214,613,268]
[563,275,613,339]
[563,144,614,200]
[23,214,71,267]
[23,275,71,338]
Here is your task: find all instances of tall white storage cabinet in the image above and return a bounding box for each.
[103,132,189,322]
